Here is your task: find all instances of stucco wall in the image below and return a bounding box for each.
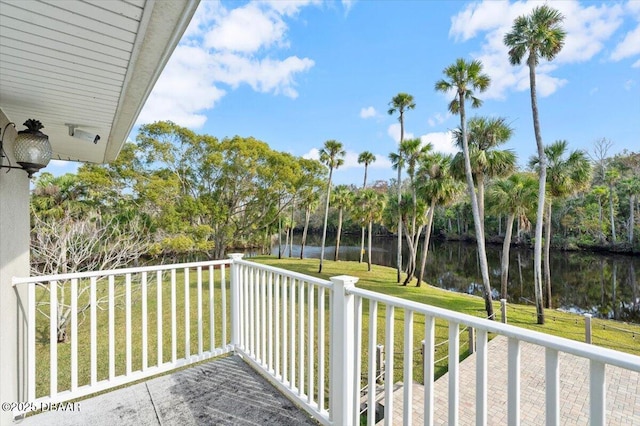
[0,109,31,424]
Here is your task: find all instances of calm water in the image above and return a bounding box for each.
[271,233,640,323]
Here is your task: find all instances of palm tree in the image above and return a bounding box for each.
[452,116,516,235]
[504,4,566,324]
[318,140,345,273]
[332,185,353,261]
[530,140,590,307]
[358,151,376,263]
[416,153,463,287]
[398,138,432,284]
[488,173,538,299]
[358,151,376,188]
[388,92,416,283]
[357,189,386,271]
[435,58,494,319]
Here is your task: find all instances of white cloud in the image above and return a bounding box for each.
[554,2,624,63]
[420,131,459,156]
[137,45,226,127]
[370,155,392,169]
[526,67,568,97]
[138,1,317,127]
[427,112,450,127]
[265,0,321,17]
[210,53,314,98]
[342,0,356,16]
[303,147,320,160]
[204,3,288,53]
[360,106,377,119]
[611,1,640,63]
[387,123,414,143]
[181,1,221,40]
[342,151,361,169]
[611,24,640,61]
[449,0,514,42]
[449,0,626,99]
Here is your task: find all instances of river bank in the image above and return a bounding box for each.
[271,234,640,323]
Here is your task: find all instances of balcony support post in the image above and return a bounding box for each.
[0,111,30,424]
[330,275,359,425]
[229,253,244,351]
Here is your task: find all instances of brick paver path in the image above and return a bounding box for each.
[382,335,640,425]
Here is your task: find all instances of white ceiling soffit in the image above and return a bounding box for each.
[0,0,200,164]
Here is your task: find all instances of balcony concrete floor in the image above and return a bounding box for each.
[14,337,640,425]
[16,355,317,426]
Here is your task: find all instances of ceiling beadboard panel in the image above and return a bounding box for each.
[0,0,140,163]
[0,0,200,164]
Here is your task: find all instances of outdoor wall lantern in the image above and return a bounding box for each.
[0,119,52,178]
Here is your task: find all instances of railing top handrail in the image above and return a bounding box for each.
[350,286,640,372]
[235,259,333,289]
[12,259,232,286]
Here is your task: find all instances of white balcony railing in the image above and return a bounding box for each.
[12,255,640,424]
[12,259,234,417]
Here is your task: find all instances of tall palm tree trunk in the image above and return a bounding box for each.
[360,227,365,263]
[544,202,552,308]
[404,180,420,285]
[300,208,310,259]
[367,220,373,271]
[397,163,403,284]
[319,169,333,274]
[501,213,516,299]
[417,201,436,287]
[361,162,370,264]
[278,199,283,259]
[529,58,546,324]
[403,222,419,285]
[460,98,494,319]
[289,196,295,257]
[477,173,486,236]
[284,225,290,257]
[334,208,343,261]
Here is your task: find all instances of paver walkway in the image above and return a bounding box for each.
[383,335,640,425]
[15,355,317,426]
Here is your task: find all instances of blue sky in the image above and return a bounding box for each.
[55,0,640,186]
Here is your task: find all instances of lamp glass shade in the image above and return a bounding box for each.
[14,120,52,177]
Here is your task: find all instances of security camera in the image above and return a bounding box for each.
[73,129,101,144]
[66,124,101,144]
